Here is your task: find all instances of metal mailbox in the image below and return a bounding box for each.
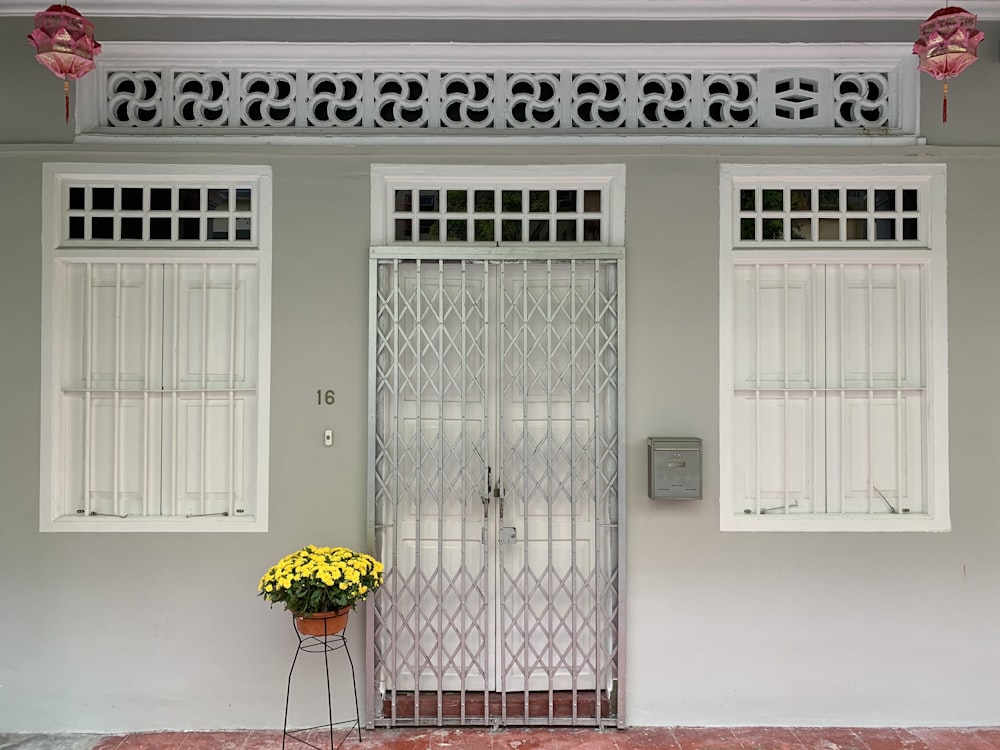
[647,437,702,499]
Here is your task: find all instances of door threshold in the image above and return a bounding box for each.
[382,690,610,722]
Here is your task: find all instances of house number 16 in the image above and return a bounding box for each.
[317,389,336,405]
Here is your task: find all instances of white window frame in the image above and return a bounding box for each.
[40,163,272,532]
[719,163,949,532]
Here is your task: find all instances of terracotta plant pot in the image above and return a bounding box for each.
[293,607,350,637]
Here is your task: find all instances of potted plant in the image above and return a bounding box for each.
[258,545,385,636]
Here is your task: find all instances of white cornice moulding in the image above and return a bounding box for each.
[94,40,916,68]
[4,0,1000,20]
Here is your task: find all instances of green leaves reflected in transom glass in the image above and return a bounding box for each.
[735,185,921,244]
[392,186,604,244]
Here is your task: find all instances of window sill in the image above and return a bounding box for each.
[720,512,949,532]
[40,513,267,533]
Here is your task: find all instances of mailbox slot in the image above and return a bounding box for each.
[647,437,702,499]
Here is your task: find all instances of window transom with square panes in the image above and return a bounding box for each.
[392,186,605,244]
[371,164,625,249]
[737,186,921,244]
[64,182,256,244]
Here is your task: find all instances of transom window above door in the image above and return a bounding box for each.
[736,185,922,243]
[63,182,256,244]
[392,186,605,243]
[372,164,625,248]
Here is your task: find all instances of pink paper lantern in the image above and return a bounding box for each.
[27,4,102,122]
[912,6,984,123]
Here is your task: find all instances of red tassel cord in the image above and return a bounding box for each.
[64,79,69,123]
[942,81,948,124]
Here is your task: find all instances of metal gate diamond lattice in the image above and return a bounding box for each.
[369,256,622,727]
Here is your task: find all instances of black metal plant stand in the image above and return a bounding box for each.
[282,617,362,750]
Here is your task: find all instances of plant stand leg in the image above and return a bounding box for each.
[283,619,363,749]
[282,638,302,750]
[344,636,362,743]
[324,633,335,750]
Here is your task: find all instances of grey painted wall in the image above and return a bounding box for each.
[2,15,1000,734]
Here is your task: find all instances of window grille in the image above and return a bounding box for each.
[719,164,949,532]
[40,164,272,531]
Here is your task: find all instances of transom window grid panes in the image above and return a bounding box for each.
[736,186,920,244]
[732,261,926,516]
[392,187,604,244]
[58,260,260,519]
[66,183,255,244]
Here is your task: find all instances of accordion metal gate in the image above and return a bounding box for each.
[367,252,624,727]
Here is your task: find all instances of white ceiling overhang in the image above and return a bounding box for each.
[3,0,1000,20]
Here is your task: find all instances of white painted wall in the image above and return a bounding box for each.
[3,17,1000,735]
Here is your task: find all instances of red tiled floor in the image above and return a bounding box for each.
[92,737,129,750]
[611,727,682,749]
[82,727,1000,750]
[790,726,866,750]
[730,725,805,749]
[860,728,927,750]
[241,731,287,750]
[360,728,453,750]
[792,727,867,750]
[908,729,997,750]
[176,730,250,750]
[671,727,745,749]
[110,732,193,750]
[428,728,495,750]
[962,730,1000,750]
[491,727,618,750]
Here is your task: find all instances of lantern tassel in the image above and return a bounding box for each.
[942,81,948,124]
[64,79,69,123]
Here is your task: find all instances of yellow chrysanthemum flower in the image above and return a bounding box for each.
[259,545,385,614]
